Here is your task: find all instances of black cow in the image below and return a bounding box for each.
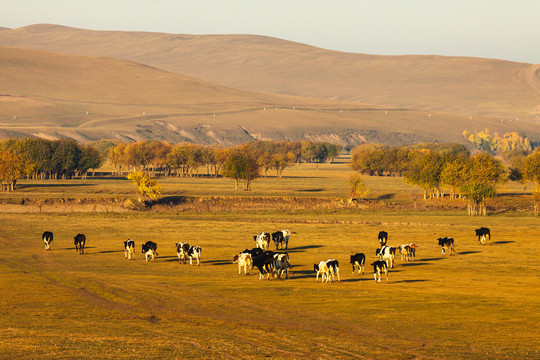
[124,239,135,260]
[142,241,158,262]
[378,231,388,246]
[242,247,264,258]
[350,253,366,275]
[272,230,290,250]
[42,231,53,250]
[475,227,491,245]
[252,252,275,280]
[371,260,389,283]
[438,237,455,255]
[74,233,86,254]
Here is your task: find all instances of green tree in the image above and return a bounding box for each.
[221,148,260,190]
[127,171,162,202]
[404,152,446,199]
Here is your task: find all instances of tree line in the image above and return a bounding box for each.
[351,143,540,215]
[0,138,102,191]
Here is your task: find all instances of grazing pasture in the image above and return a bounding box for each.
[0,210,538,359]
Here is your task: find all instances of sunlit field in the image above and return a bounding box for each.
[1,163,539,359]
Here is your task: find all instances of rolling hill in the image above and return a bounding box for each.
[1,46,539,146]
[1,24,539,123]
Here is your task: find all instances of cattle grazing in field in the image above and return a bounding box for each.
[233,253,252,275]
[350,253,366,275]
[399,243,417,261]
[142,241,158,262]
[272,230,290,250]
[438,237,455,255]
[475,227,491,245]
[376,245,396,268]
[187,245,202,266]
[371,260,389,283]
[254,232,271,250]
[42,231,53,250]
[326,259,340,282]
[252,252,275,280]
[273,253,291,279]
[378,231,388,246]
[74,233,86,254]
[176,242,190,263]
[124,239,135,260]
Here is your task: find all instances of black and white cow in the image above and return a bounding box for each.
[176,242,190,263]
[42,231,53,250]
[378,231,388,246]
[376,245,396,268]
[142,241,158,262]
[371,260,389,283]
[74,233,86,254]
[273,253,291,279]
[438,237,455,255]
[233,253,252,275]
[124,239,135,260]
[350,253,366,275]
[399,243,417,261]
[314,259,340,283]
[475,227,491,245]
[254,232,271,250]
[272,230,290,250]
[187,245,202,266]
[252,252,275,280]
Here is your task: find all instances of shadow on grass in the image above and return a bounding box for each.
[204,259,232,266]
[287,245,325,253]
[375,193,396,200]
[57,246,97,251]
[458,251,481,255]
[94,250,124,254]
[400,262,432,267]
[297,188,325,192]
[419,257,445,262]
[392,279,430,284]
[492,241,515,245]
[146,196,188,208]
[18,183,91,189]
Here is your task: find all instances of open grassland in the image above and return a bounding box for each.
[1,164,539,359]
[1,210,539,359]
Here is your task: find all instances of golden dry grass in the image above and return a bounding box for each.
[0,165,539,359]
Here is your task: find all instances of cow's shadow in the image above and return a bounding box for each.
[458,251,481,255]
[399,261,432,267]
[492,241,515,245]
[392,279,429,284]
[205,259,232,266]
[286,245,325,253]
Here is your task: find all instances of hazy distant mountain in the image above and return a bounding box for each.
[1,24,539,124]
[2,46,538,146]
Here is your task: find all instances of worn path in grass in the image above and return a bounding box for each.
[1,211,539,359]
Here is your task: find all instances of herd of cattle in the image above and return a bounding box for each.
[40,227,492,283]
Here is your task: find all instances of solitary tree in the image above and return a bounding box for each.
[127,171,162,203]
[348,174,369,204]
[221,148,260,190]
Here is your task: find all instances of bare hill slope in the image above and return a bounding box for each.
[1,24,539,122]
[2,46,539,146]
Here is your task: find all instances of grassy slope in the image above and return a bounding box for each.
[2,46,540,145]
[1,24,539,121]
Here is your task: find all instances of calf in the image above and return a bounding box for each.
[350,253,366,275]
[252,252,275,280]
[475,227,491,245]
[371,260,389,283]
[124,239,135,260]
[187,246,202,266]
[314,261,330,283]
[438,237,455,255]
[326,259,340,283]
[376,245,396,268]
[254,232,271,250]
[273,253,291,279]
[42,231,53,250]
[74,233,86,254]
[233,253,252,275]
[176,242,190,263]
[399,243,417,261]
[378,231,388,246]
[142,241,158,262]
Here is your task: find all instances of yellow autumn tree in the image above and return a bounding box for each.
[127,171,162,202]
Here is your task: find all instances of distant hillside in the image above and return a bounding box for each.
[1,24,539,123]
[2,46,539,146]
